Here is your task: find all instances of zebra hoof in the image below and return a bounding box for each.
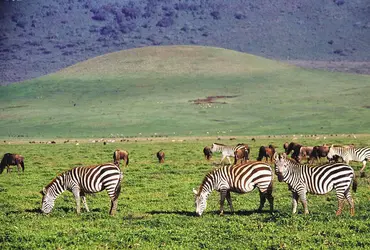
[360,172,366,178]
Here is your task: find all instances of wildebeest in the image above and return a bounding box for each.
[234,143,250,164]
[284,142,302,162]
[157,150,165,163]
[310,145,330,163]
[203,146,212,160]
[257,145,276,162]
[113,149,129,167]
[298,146,315,163]
[0,153,25,174]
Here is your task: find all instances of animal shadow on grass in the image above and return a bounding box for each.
[25,208,42,214]
[148,210,196,217]
[148,209,275,217]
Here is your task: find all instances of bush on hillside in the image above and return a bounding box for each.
[210,11,221,20]
[156,17,174,27]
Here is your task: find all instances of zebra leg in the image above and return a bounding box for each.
[300,193,309,215]
[72,188,81,214]
[345,192,355,216]
[291,192,299,214]
[81,192,90,212]
[226,191,234,213]
[265,183,274,213]
[257,190,266,212]
[336,199,345,216]
[109,181,122,216]
[226,156,232,165]
[219,189,227,216]
[360,161,366,177]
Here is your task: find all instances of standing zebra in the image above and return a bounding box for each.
[193,161,274,216]
[274,153,356,216]
[210,143,247,165]
[41,163,123,215]
[327,145,370,177]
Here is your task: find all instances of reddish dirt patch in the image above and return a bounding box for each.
[190,95,238,105]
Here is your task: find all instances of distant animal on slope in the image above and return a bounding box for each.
[203,146,212,160]
[327,145,370,177]
[274,153,356,216]
[193,161,274,216]
[257,145,275,162]
[41,163,123,215]
[0,153,25,174]
[113,149,129,167]
[157,150,165,163]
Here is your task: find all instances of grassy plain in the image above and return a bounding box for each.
[0,46,369,138]
[1,136,370,249]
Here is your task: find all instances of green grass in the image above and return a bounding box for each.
[0,46,369,138]
[1,136,370,249]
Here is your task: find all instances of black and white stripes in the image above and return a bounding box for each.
[41,163,123,215]
[274,153,356,216]
[210,143,248,164]
[327,145,370,175]
[193,161,274,216]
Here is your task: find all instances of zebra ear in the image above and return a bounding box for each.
[282,153,287,159]
[193,188,198,195]
[41,187,47,195]
[273,152,279,161]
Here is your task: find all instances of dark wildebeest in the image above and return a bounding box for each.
[284,142,302,162]
[0,153,25,174]
[257,145,276,162]
[113,149,129,167]
[310,145,330,163]
[203,146,212,160]
[157,150,165,163]
[298,146,315,163]
[234,143,250,164]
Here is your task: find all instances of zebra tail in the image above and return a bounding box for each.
[352,175,358,193]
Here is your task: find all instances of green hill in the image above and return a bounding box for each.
[0,46,369,139]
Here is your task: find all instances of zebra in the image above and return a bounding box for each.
[41,163,123,215]
[192,161,274,216]
[327,145,370,177]
[210,143,247,165]
[274,152,356,216]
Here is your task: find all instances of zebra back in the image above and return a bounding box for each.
[329,146,370,162]
[197,161,273,195]
[274,153,355,195]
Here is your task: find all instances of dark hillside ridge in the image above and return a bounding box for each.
[1,0,369,85]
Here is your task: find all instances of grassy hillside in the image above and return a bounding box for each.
[0,46,369,139]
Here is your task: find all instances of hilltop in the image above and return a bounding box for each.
[1,0,370,85]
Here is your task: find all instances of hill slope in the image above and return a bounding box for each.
[0,46,369,139]
[1,0,370,85]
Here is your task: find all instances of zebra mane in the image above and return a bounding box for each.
[213,143,227,146]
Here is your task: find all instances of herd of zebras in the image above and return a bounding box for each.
[1,142,369,217]
[194,142,370,216]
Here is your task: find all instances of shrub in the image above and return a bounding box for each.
[121,5,141,20]
[119,22,136,34]
[210,11,221,20]
[100,25,117,36]
[156,17,174,27]
[234,12,246,20]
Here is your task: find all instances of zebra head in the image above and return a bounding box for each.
[193,188,207,216]
[273,152,288,182]
[40,187,55,214]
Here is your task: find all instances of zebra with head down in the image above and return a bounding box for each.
[41,163,123,215]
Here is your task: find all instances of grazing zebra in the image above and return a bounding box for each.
[113,149,129,167]
[41,163,123,215]
[327,145,370,177]
[210,143,247,165]
[274,153,356,216]
[193,161,274,216]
